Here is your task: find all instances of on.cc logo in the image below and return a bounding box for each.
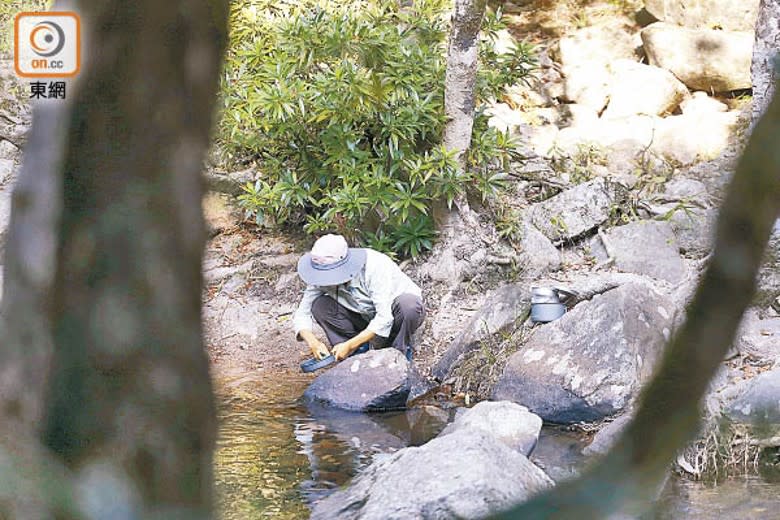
[14,12,80,78]
[29,21,66,58]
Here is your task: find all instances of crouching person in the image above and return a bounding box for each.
[293,234,425,362]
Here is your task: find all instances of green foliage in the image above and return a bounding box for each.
[549,142,606,185]
[222,0,536,257]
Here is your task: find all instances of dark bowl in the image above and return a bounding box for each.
[300,355,335,373]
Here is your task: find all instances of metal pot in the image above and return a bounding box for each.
[530,287,572,323]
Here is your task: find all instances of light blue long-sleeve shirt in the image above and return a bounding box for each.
[293,249,422,338]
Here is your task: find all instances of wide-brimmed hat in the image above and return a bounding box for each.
[297,234,367,286]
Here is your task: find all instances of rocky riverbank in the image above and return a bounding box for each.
[1,0,779,514]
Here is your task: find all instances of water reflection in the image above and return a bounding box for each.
[655,476,780,519]
[214,374,449,519]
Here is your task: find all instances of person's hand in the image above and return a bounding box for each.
[309,339,331,360]
[331,342,353,361]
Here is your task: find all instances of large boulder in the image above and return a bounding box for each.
[602,60,689,119]
[562,65,612,113]
[641,23,753,92]
[528,178,625,243]
[725,367,780,426]
[649,110,740,165]
[492,283,675,424]
[558,24,637,112]
[432,283,531,380]
[439,401,543,456]
[601,220,687,284]
[304,349,411,412]
[644,0,760,31]
[310,428,553,520]
[558,24,637,69]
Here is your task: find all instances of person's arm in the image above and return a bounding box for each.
[299,329,331,360]
[293,286,330,359]
[331,329,376,360]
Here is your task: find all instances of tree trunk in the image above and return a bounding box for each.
[425,0,487,285]
[752,0,780,123]
[0,102,68,431]
[1,0,229,517]
[442,0,486,167]
[493,84,780,520]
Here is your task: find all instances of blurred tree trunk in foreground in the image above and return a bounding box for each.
[492,70,780,520]
[1,0,229,517]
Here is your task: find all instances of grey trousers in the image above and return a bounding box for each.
[311,293,425,357]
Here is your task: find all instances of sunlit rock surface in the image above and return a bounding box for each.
[493,283,674,423]
[310,428,552,520]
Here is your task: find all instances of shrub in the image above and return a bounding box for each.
[219,0,535,257]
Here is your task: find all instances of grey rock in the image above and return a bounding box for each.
[203,293,266,341]
[0,158,13,185]
[644,0,760,31]
[752,0,780,122]
[0,140,18,161]
[432,283,531,380]
[659,178,710,205]
[756,219,780,306]
[558,24,637,111]
[668,208,717,257]
[304,349,411,412]
[641,23,753,92]
[529,178,624,243]
[582,413,633,456]
[273,272,299,292]
[558,24,637,70]
[439,401,543,456]
[407,364,437,404]
[203,168,256,196]
[492,283,674,424]
[648,110,740,165]
[203,259,253,285]
[310,428,553,520]
[562,65,612,113]
[602,60,689,119]
[603,220,686,284]
[725,367,780,425]
[519,221,562,276]
[736,309,780,361]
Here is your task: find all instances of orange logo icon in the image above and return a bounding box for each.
[14,12,81,78]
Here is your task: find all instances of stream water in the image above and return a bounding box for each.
[214,371,780,519]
